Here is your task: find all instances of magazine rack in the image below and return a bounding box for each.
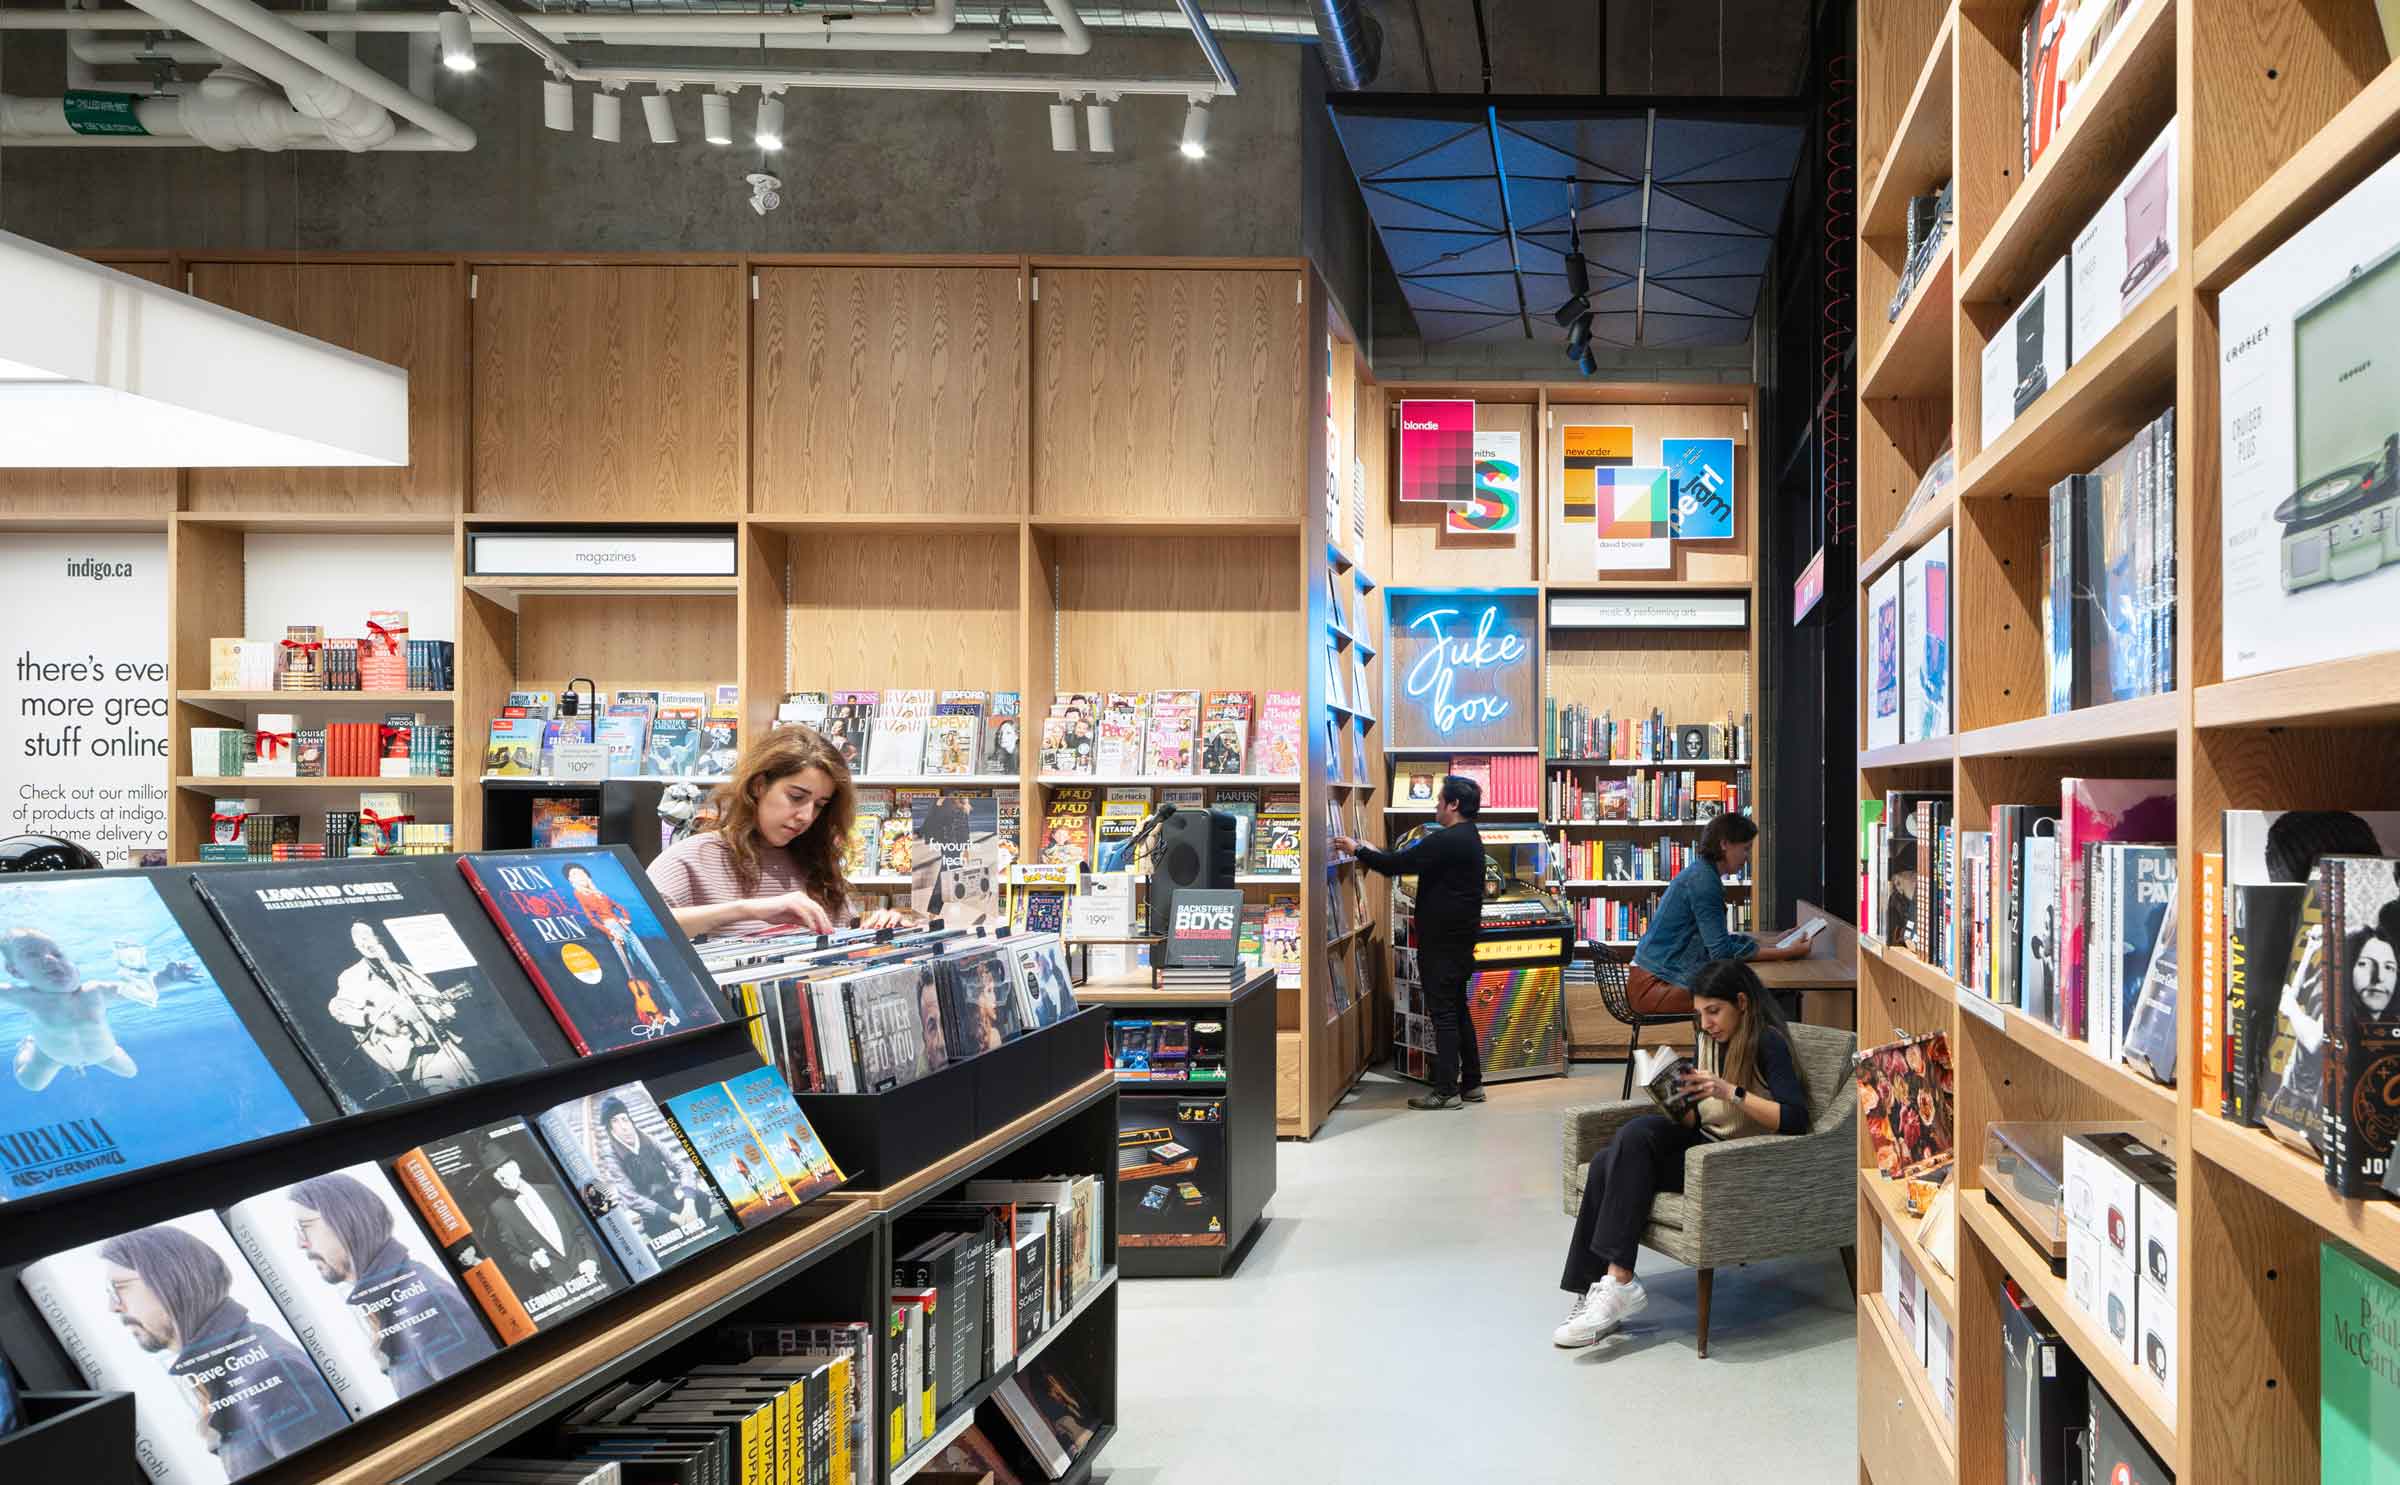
[794,1006,1108,1188]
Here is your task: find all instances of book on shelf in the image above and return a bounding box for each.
[992,1353,1101,1481]
[660,1079,799,1228]
[2049,408,2178,711]
[1856,1030,1954,1180]
[534,1079,740,1282]
[190,857,552,1113]
[392,1117,627,1343]
[23,1209,348,1481]
[1901,531,1951,743]
[723,1063,844,1204]
[1866,564,1903,751]
[2022,0,2144,174]
[2090,843,2175,1070]
[2057,779,2175,1043]
[223,1161,499,1417]
[2217,147,2400,683]
[2322,1242,2400,1478]
[457,848,725,1055]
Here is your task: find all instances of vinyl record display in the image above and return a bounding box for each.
[2274,461,2381,529]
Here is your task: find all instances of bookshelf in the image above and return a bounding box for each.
[1353,380,1763,1070]
[1853,6,2400,1482]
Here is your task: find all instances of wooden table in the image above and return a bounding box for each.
[1755,899,1858,1028]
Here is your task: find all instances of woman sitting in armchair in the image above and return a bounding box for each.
[1553,958,1809,1349]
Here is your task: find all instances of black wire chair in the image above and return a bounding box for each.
[1590,944,1690,1098]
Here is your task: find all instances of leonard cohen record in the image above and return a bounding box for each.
[392,1118,623,1344]
[190,861,548,1114]
[0,874,307,1202]
[662,1080,798,1227]
[21,1210,347,1484]
[535,1080,737,1279]
[223,1162,496,1417]
[457,849,722,1054]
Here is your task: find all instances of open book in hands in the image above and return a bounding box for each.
[1632,1045,1702,1118]
[1776,916,1829,950]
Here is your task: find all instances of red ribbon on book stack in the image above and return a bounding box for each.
[277,639,323,655]
[254,731,296,760]
[364,620,408,656]
[359,809,413,854]
[208,811,249,838]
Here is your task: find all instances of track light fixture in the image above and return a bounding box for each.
[702,90,733,146]
[754,93,784,151]
[437,11,475,73]
[642,89,677,144]
[1086,99,1116,153]
[592,88,622,143]
[1049,98,1077,153]
[1179,99,1210,159]
[1565,252,1590,300]
[542,77,572,133]
[1573,345,1599,376]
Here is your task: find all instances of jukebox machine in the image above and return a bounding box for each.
[1390,824,1575,1083]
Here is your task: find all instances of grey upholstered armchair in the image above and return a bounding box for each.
[1560,1020,1859,1357]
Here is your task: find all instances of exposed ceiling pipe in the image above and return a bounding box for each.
[0,4,1318,37]
[130,0,473,147]
[1,76,459,146]
[451,0,1088,61]
[1307,0,1379,89]
[565,62,1231,98]
[1172,0,1236,90]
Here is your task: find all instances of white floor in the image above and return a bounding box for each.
[1107,1064,1858,1485]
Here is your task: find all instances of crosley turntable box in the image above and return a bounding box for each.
[2069,122,2177,362]
[2220,150,2400,681]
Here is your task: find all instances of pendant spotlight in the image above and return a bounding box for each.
[1049,99,1078,153]
[701,90,733,146]
[1086,98,1116,153]
[543,77,572,133]
[592,88,622,144]
[436,10,475,73]
[1552,204,1599,375]
[642,88,678,145]
[1179,99,1210,159]
[754,92,785,151]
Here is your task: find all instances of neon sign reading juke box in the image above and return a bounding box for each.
[1385,587,1539,749]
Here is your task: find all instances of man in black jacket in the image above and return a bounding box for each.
[1333,774,1487,1110]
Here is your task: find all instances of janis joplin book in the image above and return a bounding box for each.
[1856,1031,1956,1180]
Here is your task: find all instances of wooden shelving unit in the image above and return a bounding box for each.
[1853,6,2400,1481]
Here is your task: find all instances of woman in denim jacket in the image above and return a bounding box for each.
[1626,815,1808,1014]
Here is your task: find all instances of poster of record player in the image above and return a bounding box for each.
[2219,152,2400,682]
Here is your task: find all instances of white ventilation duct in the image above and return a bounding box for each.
[0,230,410,466]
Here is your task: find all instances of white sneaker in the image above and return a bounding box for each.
[1553,1276,1648,1348]
[1551,1291,1593,1347]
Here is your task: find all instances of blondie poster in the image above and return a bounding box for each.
[0,533,170,867]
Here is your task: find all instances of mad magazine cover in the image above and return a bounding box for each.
[1856,1031,1955,1180]
[392,1117,624,1345]
[456,849,723,1055]
[661,1079,797,1227]
[222,1162,496,1417]
[908,792,1002,931]
[190,861,549,1115]
[724,1064,843,1204]
[22,1209,346,1483]
[535,1080,737,1281]
[0,874,306,1202]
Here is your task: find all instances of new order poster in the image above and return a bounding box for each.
[1445,430,1524,534]
[0,875,307,1202]
[191,862,549,1114]
[456,850,723,1055]
[1559,424,1633,524]
[1663,436,1737,540]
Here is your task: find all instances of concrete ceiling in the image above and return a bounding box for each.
[1359,0,1812,99]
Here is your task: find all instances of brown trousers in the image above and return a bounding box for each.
[1627,963,1692,1016]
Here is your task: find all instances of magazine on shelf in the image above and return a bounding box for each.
[23,1209,349,1482]
[1901,531,1952,743]
[222,1161,498,1417]
[1866,566,1902,751]
[456,849,724,1055]
[0,873,310,1201]
[1855,1031,1954,1180]
[190,859,550,1114]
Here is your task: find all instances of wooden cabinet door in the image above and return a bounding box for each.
[471,265,745,519]
[186,262,465,514]
[1032,267,1306,520]
[0,258,179,516]
[753,265,1026,516]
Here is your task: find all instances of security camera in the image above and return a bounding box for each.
[745,173,782,216]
